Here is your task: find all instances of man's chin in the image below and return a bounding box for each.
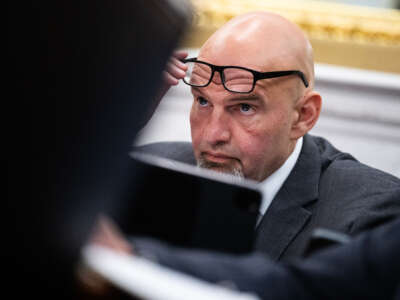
[197,159,244,178]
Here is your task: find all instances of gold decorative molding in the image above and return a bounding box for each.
[181,0,400,73]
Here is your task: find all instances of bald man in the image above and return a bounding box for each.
[137,12,400,260]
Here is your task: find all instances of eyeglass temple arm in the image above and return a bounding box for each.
[256,70,309,88]
[181,57,198,63]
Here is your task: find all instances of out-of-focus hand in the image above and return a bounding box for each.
[89,214,133,254]
[76,215,133,297]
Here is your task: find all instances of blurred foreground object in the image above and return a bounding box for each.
[7,0,191,298]
[78,216,260,300]
[79,216,400,300]
[129,219,400,300]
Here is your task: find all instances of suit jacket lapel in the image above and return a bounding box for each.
[254,135,321,260]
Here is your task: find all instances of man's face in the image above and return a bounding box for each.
[190,67,299,182]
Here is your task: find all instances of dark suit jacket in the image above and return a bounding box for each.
[135,134,400,260]
[133,218,400,300]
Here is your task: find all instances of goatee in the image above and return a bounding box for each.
[197,157,244,179]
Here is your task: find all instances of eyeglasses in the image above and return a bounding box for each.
[182,58,308,93]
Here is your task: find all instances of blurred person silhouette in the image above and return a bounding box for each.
[135,11,400,260]
[7,0,191,298]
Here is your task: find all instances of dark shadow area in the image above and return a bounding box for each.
[7,0,190,298]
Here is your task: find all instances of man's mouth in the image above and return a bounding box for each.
[202,152,236,164]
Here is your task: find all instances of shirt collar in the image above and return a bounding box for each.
[258,137,303,216]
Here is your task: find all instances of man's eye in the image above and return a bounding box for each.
[198,97,209,107]
[239,103,254,114]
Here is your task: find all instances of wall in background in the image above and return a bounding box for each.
[182,0,400,74]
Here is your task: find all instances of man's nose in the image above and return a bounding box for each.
[203,109,231,146]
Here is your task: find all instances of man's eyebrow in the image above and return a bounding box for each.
[191,86,201,93]
[191,87,207,97]
[190,87,260,101]
[228,94,260,102]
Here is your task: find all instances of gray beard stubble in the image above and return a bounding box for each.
[197,157,244,179]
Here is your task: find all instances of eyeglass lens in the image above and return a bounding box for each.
[184,61,254,93]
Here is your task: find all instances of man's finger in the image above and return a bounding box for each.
[172,50,188,60]
[170,56,188,70]
[163,71,179,86]
[165,62,186,80]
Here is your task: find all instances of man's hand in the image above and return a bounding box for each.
[89,214,133,254]
[163,50,189,86]
[155,50,188,103]
[141,50,188,127]
[76,215,133,297]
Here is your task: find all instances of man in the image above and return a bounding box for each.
[137,11,400,260]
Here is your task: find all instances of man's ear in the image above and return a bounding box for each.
[290,91,322,139]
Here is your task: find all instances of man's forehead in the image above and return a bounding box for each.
[198,16,309,73]
[198,55,263,72]
[198,51,294,75]
[198,40,267,70]
[198,17,314,86]
[191,85,266,101]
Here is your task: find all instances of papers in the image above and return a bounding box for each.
[82,245,259,300]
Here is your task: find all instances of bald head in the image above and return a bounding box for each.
[199,11,315,89]
[189,12,322,182]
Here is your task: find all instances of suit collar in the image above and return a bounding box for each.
[258,137,303,216]
[254,134,321,260]
[280,134,321,207]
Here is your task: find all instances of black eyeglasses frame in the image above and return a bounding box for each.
[182,57,309,93]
